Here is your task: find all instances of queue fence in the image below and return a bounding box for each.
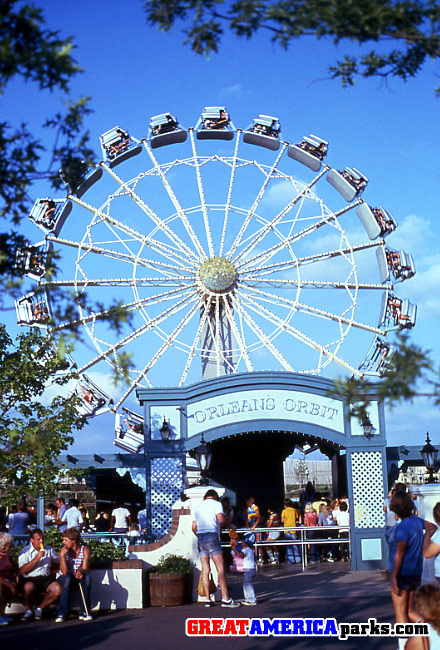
[223,525,350,571]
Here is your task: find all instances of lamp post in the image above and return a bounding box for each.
[420,432,438,483]
[159,416,171,441]
[193,434,213,485]
[361,413,374,440]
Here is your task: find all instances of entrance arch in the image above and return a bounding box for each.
[137,371,388,570]
[206,429,345,517]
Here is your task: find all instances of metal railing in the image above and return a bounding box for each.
[223,525,350,571]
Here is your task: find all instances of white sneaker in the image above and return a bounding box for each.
[78,614,93,621]
[55,615,64,623]
[34,608,43,620]
[21,610,33,621]
[221,598,241,608]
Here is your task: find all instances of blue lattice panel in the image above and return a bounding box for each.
[150,456,184,539]
[351,451,385,528]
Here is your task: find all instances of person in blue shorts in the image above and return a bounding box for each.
[389,490,425,625]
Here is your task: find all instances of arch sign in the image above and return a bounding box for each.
[187,388,343,437]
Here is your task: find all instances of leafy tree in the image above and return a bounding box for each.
[0,323,86,504]
[0,1,94,300]
[1,3,134,356]
[331,333,438,420]
[145,0,440,92]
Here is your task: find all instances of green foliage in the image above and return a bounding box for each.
[151,553,192,574]
[0,2,95,311]
[85,538,127,563]
[0,1,81,93]
[330,333,438,422]
[38,527,63,551]
[9,530,127,563]
[0,324,87,504]
[145,0,440,93]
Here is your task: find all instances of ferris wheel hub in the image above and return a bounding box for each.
[198,257,237,294]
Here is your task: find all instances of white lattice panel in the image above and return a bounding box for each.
[351,451,385,528]
[150,457,184,538]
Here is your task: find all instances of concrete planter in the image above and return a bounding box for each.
[90,559,144,610]
[6,560,145,614]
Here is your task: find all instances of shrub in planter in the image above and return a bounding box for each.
[152,554,192,575]
[149,554,192,607]
[87,539,127,565]
[9,529,126,564]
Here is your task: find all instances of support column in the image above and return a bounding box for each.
[331,454,339,498]
[200,302,236,380]
[37,496,45,530]
[145,442,186,542]
[347,448,387,570]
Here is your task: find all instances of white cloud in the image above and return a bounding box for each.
[222,83,242,96]
[397,263,440,320]
[387,213,435,256]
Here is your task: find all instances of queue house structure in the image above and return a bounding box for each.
[137,371,388,571]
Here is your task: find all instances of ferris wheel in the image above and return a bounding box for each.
[15,107,417,446]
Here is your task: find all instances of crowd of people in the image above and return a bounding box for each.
[0,499,148,539]
[193,482,440,648]
[191,485,351,609]
[0,527,92,625]
[4,483,440,644]
[0,498,148,625]
[220,483,351,568]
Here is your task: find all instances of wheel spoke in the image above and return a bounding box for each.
[143,141,207,259]
[113,299,199,411]
[220,132,241,257]
[236,200,363,272]
[69,194,197,270]
[40,277,194,288]
[188,129,214,258]
[99,163,200,263]
[237,288,364,377]
[241,240,383,278]
[222,297,253,372]
[242,284,385,335]
[242,278,390,290]
[75,290,197,378]
[50,285,192,334]
[47,236,192,278]
[227,142,288,259]
[232,298,293,372]
[180,298,211,386]
[231,165,328,265]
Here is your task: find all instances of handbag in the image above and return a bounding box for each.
[197,572,217,596]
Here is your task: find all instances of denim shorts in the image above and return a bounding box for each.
[197,532,222,557]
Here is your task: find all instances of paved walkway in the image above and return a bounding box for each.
[1,563,400,650]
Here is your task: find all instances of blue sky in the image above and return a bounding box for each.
[3,0,440,456]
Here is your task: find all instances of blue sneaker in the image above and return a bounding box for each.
[0,616,12,625]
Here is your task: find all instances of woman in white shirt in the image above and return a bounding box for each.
[422,502,440,583]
